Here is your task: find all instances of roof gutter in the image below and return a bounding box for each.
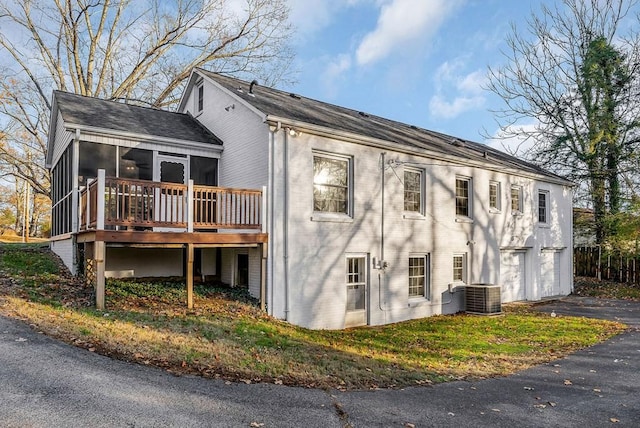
[265,115,573,187]
[62,123,224,153]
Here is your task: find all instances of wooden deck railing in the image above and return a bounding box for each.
[193,185,263,229]
[79,170,264,232]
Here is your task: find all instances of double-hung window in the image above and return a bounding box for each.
[195,82,204,113]
[455,177,472,218]
[511,185,523,214]
[404,168,423,214]
[313,153,351,215]
[538,190,550,224]
[489,181,501,211]
[453,253,467,283]
[409,255,430,299]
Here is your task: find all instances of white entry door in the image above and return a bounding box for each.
[155,155,188,228]
[345,255,367,327]
[500,250,526,302]
[540,250,561,298]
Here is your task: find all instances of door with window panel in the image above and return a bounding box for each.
[155,155,188,229]
[345,255,367,327]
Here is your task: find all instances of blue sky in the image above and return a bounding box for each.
[281,0,547,147]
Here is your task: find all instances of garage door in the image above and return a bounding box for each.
[500,251,526,302]
[540,251,561,298]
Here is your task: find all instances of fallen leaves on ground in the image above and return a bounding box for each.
[573,277,640,301]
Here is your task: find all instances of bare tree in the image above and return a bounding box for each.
[0,0,295,197]
[486,0,640,242]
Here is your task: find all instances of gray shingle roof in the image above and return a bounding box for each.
[54,90,221,145]
[198,69,569,183]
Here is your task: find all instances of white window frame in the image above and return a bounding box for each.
[453,253,467,284]
[455,176,472,219]
[489,181,501,212]
[404,167,424,216]
[538,190,550,224]
[345,255,367,312]
[408,254,430,300]
[511,185,523,215]
[312,151,353,219]
[195,81,204,113]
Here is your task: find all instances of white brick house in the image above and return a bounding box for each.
[176,69,573,329]
[47,68,573,329]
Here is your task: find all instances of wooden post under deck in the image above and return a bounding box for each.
[95,241,106,310]
[186,243,194,309]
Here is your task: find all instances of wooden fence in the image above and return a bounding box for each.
[574,246,640,284]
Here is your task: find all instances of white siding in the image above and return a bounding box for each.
[217,247,261,299]
[105,248,183,278]
[50,238,75,274]
[201,248,217,276]
[50,111,74,166]
[181,79,269,189]
[248,247,261,299]
[220,248,234,285]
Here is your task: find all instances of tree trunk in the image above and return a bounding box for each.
[589,161,607,243]
[607,142,621,214]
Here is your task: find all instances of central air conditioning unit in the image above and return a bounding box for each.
[465,284,502,315]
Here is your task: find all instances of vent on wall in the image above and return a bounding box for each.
[465,284,502,315]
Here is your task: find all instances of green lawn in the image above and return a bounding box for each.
[0,244,626,389]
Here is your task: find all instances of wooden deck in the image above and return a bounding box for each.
[77,170,268,310]
[80,170,265,235]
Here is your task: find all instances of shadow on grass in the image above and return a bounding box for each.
[0,245,627,390]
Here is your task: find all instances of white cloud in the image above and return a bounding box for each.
[287,0,337,39]
[355,0,462,66]
[457,70,487,94]
[287,0,370,42]
[429,59,487,119]
[321,53,353,96]
[429,95,484,120]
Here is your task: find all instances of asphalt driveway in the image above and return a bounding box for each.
[1,296,639,427]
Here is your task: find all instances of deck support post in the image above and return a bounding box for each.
[260,243,267,312]
[95,240,106,310]
[187,243,194,309]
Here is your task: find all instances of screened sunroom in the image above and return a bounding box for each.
[46,90,267,311]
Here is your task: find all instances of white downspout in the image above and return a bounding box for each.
[569,186,575,293]
[283,127,290,320]
[379,152,386,324]
[71,129,81,274]
[72,129,80,234]
[380,152,385,266]
[267,122,279,317]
